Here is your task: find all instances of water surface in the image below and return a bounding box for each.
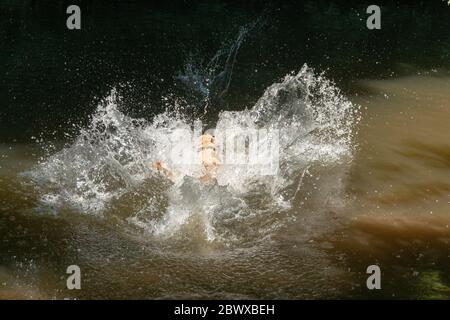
[1,1,449,300]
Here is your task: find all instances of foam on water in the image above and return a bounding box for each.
[27,65,359,243]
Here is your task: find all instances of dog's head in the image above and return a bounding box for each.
[199,134,215,148]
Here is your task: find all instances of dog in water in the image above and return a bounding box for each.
[149,134,220,184]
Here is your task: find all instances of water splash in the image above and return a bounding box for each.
[27,65,359,244]
[175,20,261,113]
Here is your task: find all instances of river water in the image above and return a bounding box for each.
[0,1,449,299]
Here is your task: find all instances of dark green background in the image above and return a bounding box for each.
[1,0,449,142]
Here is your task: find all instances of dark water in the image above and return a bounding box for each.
[1,1,450,299]
[2,0,450,141]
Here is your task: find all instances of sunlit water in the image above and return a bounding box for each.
[1,69,449,299]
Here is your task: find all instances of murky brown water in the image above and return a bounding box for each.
[1,72,449,300]
[335,72,450,298]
